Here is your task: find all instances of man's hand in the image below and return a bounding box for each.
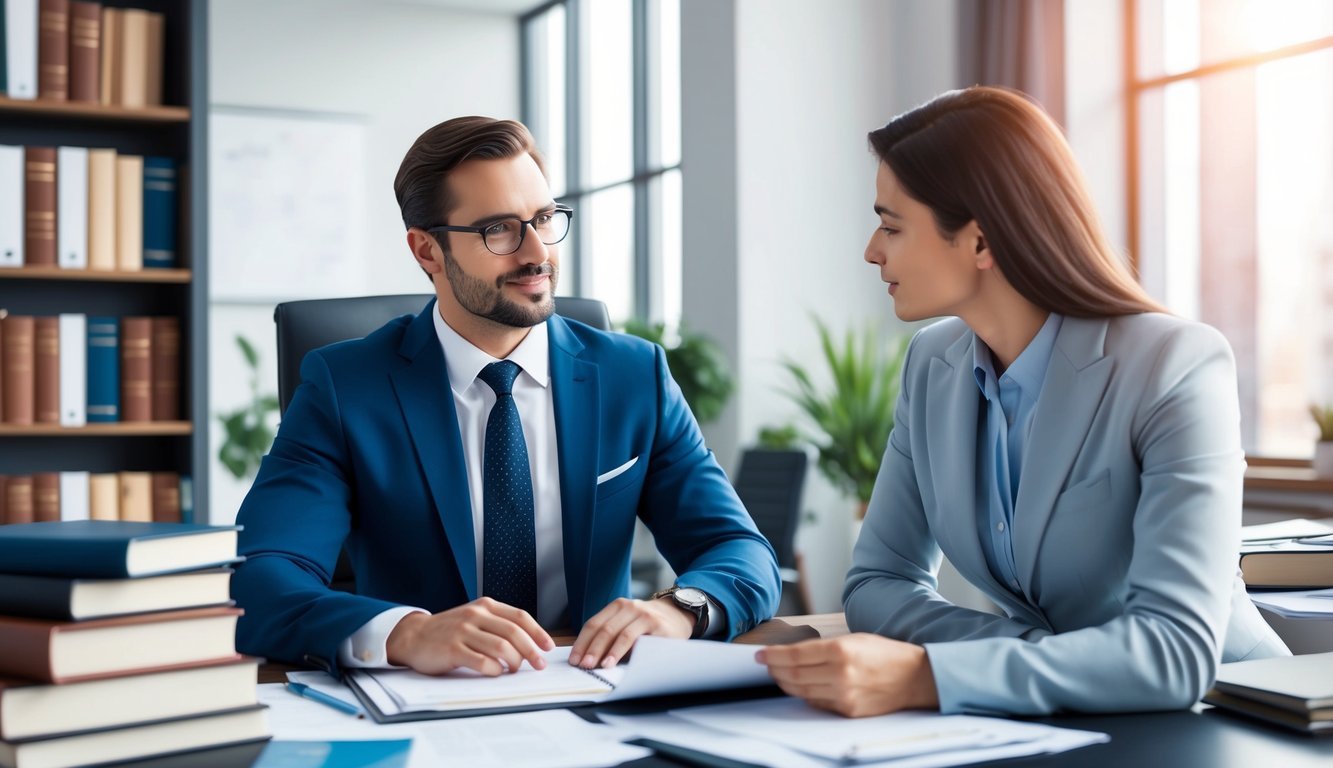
[756,633,940,717]
[568,597,694,669]
[385,597,554,676]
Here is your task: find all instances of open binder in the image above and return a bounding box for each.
[343,635,776,723]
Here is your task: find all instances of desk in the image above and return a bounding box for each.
[240,613,1329,767]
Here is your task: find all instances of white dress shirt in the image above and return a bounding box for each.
[339,308,566,667]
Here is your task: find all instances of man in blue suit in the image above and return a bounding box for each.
[232,117,779,676]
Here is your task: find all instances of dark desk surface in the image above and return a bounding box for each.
[240,613,1329,768]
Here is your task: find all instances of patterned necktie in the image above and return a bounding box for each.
[477,360,538,616]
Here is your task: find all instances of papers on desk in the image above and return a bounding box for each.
[601,697,1108,767]
[1248,587,1333,619]
[1242,518,1333,543]
[347,636,774,722]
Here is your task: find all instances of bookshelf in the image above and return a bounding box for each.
[0,0,209,519]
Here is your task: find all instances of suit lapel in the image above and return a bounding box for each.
[389,301,478,600]
[1013,317,1113,588]
[925,332,1009,599]
[548,317,599,626]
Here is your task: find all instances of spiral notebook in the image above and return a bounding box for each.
[344,636,775,723]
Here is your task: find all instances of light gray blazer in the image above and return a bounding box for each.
[845,313,1289,716]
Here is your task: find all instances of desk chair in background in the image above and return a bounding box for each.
[272,293,612,591]
[732,448,810,615]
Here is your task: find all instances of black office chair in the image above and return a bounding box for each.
[271,293,612,592]
[274,294,612,414]
[732,448,810,615]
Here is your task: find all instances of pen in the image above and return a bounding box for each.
[285,681,363,717]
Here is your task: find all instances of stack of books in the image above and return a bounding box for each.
[1205,651,1333,735]
[0,521,270,767]
[1239,519,1333,589]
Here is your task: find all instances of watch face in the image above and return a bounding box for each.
[674,587,708,608]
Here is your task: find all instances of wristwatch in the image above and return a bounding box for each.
[651,585,710,639]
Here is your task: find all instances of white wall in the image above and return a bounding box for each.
[207,0,518,523]
[682,0,962,611]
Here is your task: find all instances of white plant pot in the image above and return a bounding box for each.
[1314,442,1333,479]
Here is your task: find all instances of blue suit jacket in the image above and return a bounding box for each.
[232,301,779,668]
[846,314,1288,716]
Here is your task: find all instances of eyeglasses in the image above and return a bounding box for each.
[426,205,574,256]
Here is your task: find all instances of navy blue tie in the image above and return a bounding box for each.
[478,361,538,616]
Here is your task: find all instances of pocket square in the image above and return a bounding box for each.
[597,456,639,485]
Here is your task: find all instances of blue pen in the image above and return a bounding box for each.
[285,681,363,717]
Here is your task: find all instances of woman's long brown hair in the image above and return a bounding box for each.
[869,86,1164,317]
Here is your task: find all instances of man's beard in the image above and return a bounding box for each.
[442,248,558,328]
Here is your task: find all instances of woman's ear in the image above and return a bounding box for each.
[975,235,987,254]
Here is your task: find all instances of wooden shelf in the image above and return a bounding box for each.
[0,422,193,437]
[0,266,191,283]
[0,95,189,123]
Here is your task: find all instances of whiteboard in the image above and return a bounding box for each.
[209,107,368,301]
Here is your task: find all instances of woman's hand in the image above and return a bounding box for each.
[756,633,940,717]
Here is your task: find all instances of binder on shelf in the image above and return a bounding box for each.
[114,154,142,271]
[57,313,85,427]
[0,144,22,268]
[2,314,35,425]
[85,315,118,423]
[56,145,88,269]
[67,0,99,103]
[142,157,176,268]
[31,472,58,522]
[119,316,150,421]
[33,315,58,424]
[23,146,56,267]
[58,470,88,522]
[85,148,116,271]
[36,0,68,101]
[5,0,38,99]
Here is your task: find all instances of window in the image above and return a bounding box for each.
[522,0,682,327]
[1129,0,1333,457]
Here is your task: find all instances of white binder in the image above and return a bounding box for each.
[0,144,23,267]
[59,313,88,427]
[58,147,90,269]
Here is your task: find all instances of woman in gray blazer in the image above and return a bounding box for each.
[758,86,1288,717]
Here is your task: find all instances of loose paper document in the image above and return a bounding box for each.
[1248,587,1333,619]
[663,697,1108,766]
[351,636,773,716]
[1241,519,1333,542]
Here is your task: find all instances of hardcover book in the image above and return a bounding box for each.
[35,0,67,100]
[84,315,118,422]
[32,316,57,424]
[66,0,98,103]
[118,316,151,422]
[22,147,55,266]
[0,606,242,684]
[0,520,241,578]
[0,568,232,621]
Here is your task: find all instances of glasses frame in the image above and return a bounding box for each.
[425,205,575,256]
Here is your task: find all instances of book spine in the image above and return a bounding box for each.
[36,0,68,100]
[142,157,176,268]
[0,144,23,267]
[151,471,180,523]
[59,470,89,521]
[86,148,116,270]
[67,0,99,103]
[119,316,150,421]
[56,145,87,269]
[116,7,146,107]
[57,313,85,426]
[97,6,117,105]
[0,574,77,620]
[150,316,178,420]
[6,0,39,99]
[2,314,35,424]
[88,472,118,519]
[85,315,118,422]
[32,471,60,522]
[114,154,143,271]
[5,475,34,525]
[0,476,6,524]
[33,315,59,423]
[117,471,151,522]
[144,10,162,105]
[23,146,57,266]
[0,612,57,682]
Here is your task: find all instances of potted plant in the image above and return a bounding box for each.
[623,320,734,426]
[1311,403,1333,478]
[216,335,280,481]
[779,319,908,518]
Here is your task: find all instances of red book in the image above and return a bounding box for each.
[151,472,181,523]
[2,315,36,425]
[32,473,60,523]
[68,1,101,103]
[120,317,152,422]
[34,316,59,424]
[150,316,180,421]
[4,477,34,526]
[37,0,70,101]
[0,476,6,525]
[24,148,58,267]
